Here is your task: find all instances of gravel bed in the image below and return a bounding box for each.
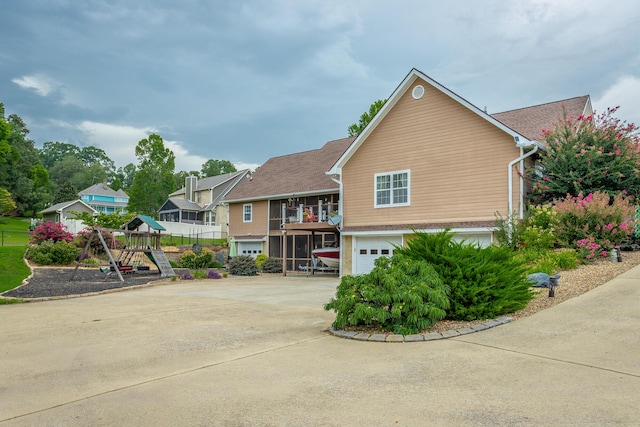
[3,266,166,299]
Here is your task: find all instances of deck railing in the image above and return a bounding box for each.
[282,202,339,225]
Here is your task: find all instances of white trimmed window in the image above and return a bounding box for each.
[243,204,252,222]
[375,170,410,207]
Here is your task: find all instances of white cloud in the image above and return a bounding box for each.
[73,121,206,172]
[593,76,640,126]
[12,74,60,96]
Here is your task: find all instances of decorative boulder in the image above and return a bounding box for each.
[527,273,561,288]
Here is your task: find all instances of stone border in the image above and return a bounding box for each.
[327,317,513,342]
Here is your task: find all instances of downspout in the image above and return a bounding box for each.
[508,141,539,218]
[330,174,343,277]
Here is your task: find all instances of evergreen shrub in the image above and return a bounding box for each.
[228,255,258,276]
[261,257,283,273]
[324,254,450,335]
[255,253,268,269]
[395,230,533,321]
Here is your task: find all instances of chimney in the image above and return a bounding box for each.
[185,175,197,202]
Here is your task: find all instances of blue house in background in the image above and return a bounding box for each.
[79,182,129,214]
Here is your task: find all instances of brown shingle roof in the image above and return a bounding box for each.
[491,95,591,141]
[224,137,355,201]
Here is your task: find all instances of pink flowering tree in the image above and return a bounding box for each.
[29,221,74,244]
[527,107,640,204]
[553,192,635,261]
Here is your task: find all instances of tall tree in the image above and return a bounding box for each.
[348,99,387,137]
[527,107,640,204]
[128,134,176,216]
[0,104,50,215]
[39,141,81,169]
[111,163,137,192]
[200,159,237,177]
[0,187,16,216]
[78,146,115,176]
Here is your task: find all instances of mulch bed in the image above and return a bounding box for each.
[3,267,165,299]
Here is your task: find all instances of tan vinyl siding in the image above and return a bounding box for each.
[342,79,523,227]
[228,200,269,236]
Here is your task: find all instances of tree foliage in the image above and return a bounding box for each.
[347,99,387,137]
[128,134,176,216]
[0,187,16,215]
[201,159,237,177]
[528,107,640,204]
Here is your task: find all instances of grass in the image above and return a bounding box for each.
[0,246,30,299]
[160,235,227,247]
[0,217,31,246]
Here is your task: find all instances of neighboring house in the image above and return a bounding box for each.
[79,182,129,214]
[223,138,354,263]
[327,68,592,275]
[39,200,98,234]
[158,170,250,228]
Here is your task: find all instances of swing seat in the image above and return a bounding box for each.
[110,264,134,273]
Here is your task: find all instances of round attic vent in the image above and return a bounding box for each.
[412,85,425,99]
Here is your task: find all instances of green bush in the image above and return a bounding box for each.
[324,254,449,335]
[25,240,80,265]
[396,230,533,321]
[191,270,207,279]
[208,260,223,268]
[255,253,268,269]
[228,255,258,276]
[179,248,213,269]
[261,257,283,273]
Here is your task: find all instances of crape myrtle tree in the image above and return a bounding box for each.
[527,107,640,204]
[128,133,176,217]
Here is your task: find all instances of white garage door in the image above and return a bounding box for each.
[354,236,402,275]
[452,233,493,247]
[238,242,263,258]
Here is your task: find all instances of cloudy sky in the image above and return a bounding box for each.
[1,0,639,172]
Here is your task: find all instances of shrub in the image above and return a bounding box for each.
[255,253,268,269]
[228,255,258,276]
[208,260,223,269]
[180,272,194,280]
[25,240,80,265]
[396,230,533,321]
[494,211,524,250]
[29,221,73,244]
[261,257,283,273]
[191,270,207,279]
[179,248,213,269]
[552,192,635,261]
[324,254,450,335]
[207,269,222,279]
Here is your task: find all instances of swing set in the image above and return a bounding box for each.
[70,227,176,283]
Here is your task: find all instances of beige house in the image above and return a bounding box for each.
[225,68,591,275]
[327,68,591,275]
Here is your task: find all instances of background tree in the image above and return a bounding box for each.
[128,134,176,216]
[200,159,237,177]
[173,170,199,189]
[52,181,79,204]
[111,163,137,192]
[348,99,387,137]
[0,187,16,216]
[0,104,50,216]
[39,141,81,169]
[527,107,640,204]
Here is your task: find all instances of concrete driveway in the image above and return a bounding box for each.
[1,270,639,426]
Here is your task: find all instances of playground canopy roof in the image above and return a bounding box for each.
[122,215,166,232]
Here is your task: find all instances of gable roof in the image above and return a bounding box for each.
[122,214,166,231]
[40,199,98,214]
[328,68,537,174]
[491,95,592,141]
[224,137,355,202]
[169,170,250,197]
[79,182,128,198]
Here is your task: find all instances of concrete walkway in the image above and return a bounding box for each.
[1,268,639,426]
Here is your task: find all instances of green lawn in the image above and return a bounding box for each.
[0,217,31,246]
[0,246,29,299]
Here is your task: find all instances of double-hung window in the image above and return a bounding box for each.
[243,204,253,222]
[375,170,410,207]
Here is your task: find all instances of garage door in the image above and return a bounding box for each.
[238,242,263,258]
[452,233,492,247]
[354,236,402,275]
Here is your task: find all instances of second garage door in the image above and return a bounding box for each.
[353,236,402,275]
